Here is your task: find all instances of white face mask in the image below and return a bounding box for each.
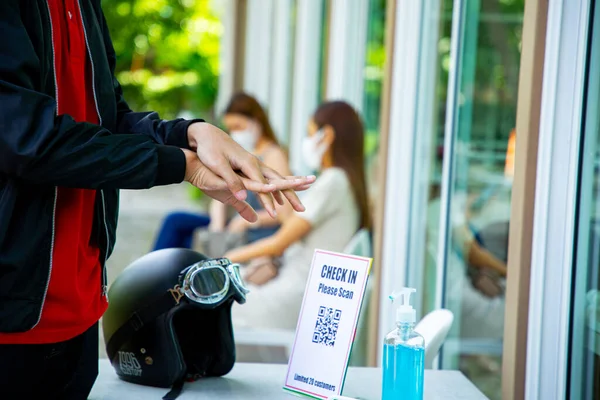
[230,129,258,152]
[302,130,328,171]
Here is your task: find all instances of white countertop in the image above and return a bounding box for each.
[90,360,488,399]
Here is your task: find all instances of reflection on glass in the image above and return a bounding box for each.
[284,0,299,143]
[363,0,387,161]
[437,1,524,399]
[363,0,387,217]
[569,3,600,399]
[317,0,330,103]
[418,0,455,326]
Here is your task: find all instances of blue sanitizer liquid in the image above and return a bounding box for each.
[382,324,425,400]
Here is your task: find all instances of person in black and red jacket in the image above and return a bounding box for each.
[0,1,314,398]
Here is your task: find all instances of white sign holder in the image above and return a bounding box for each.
[283,249,372,399]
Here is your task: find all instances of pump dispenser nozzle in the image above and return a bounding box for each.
[389,288,417,324]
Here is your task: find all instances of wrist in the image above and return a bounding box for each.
[182,149,199,183]
[187,122,206,151]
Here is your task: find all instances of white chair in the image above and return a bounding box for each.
[235,229,373,362]
[414,309,454,369]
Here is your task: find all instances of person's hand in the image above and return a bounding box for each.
[183,149,259,222]
[228,216,251,234]
[187,122,315,217]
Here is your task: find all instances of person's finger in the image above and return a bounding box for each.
[235,171,313,193]
[283,175,318,182]
[234,155,272,193]
[232,166,277,216]
[267,179,314,192]
[294,184,313,191]
[238,176,277,193]
[226,197,258,223]
[261,167,316,191]
[272,190,285,206]
[206,156,252,201]
[281,189,306,212]
[236,159,316,192]
[248,165,309,211]
[193,166,258,221]
[256,192,277,218]
[190,163,229,191]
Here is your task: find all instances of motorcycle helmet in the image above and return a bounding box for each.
[102,248,249,399]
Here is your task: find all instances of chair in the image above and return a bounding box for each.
[234,229,373,362]
[414,309,454,369]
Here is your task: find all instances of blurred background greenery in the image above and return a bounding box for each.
[102,0,222,201]
[363,0,387,160]
[102,0,222,121]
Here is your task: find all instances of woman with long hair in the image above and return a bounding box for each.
[226,101,371,330]
[152,93,292,251]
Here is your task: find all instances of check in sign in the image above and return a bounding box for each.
[284,249,372,399]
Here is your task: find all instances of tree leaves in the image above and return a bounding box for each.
[101,0,220,119]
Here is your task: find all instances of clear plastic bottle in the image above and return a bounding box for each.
[381,288,425,400]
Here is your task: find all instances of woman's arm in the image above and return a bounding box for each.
[465,239,508,277]
[225,215,312,264]
[208,200,228,231]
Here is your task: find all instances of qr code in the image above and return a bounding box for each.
[312,306,342,347]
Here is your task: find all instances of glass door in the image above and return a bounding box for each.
[436,0,524,398]
[569,1,600,399]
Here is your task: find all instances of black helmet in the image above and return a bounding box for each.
[102,248,248,398]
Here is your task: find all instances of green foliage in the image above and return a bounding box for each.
[437,0,526,142]
[101,0,221,119]
[363,0,387,161]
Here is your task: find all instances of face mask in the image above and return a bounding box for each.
[302,130,328,171]
[230,129,258,152]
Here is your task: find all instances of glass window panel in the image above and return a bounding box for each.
[413,0,455,333]
[569,2,600,399]
[317,1,330,103]
[362,0,387,220]
[281,0,298,145]
[363,0,387,162]
[435,1,524,399]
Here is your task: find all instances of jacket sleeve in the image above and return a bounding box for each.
[0,1,186,189]
[97,6,204,148]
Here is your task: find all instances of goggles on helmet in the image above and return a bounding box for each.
[178,258,249,306]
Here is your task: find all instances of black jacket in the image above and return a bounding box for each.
[0,1,201,332]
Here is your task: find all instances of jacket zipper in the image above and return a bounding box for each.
[100,193,110,298]
[77,0,109,299]
[33,2,60,329]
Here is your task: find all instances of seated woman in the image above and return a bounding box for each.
[226,101,371,330]
[152,92,292,251]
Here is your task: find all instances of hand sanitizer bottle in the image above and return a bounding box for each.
[381,288,425,400]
